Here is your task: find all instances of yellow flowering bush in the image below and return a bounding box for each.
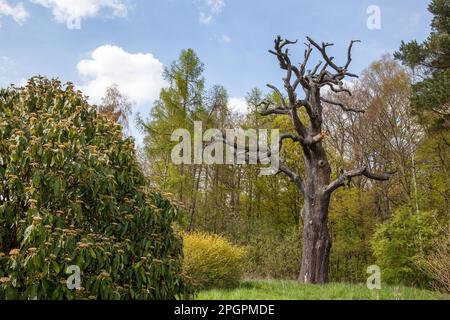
[183,232,246,289]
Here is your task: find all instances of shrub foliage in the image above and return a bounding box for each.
[371,207,444,287]
[183,232,246,289]
[0,77,193,299]
[244,227,301,280]
[415,240,450,293]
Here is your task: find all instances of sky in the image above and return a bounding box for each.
[0,0,432,144]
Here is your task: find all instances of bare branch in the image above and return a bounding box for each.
[309,61,323,76]
[258,100,289,116]
[321,83,352,96]
[300,43,313,76]
[306,36,360,88]
[306,37,341,72]
[265,35,363,142]
[212,131,303,159]
[345,72,359,78]
[289,108,308,137]
[261,109,289,116]
[278,162,305,194]
[211,131,305,194]
[345,40,361,70]
[280,38,298,48]
[325,167,393,194]
[269,36,300,75]
[280,133,304,144]
[320,97,365,114]
[266,84,287,109]
[258,99,307,138]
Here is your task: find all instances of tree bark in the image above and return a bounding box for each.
[299,212,332,283]
[298,143,332,284]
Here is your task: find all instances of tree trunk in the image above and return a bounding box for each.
[298,194,332,284]
[298,145,332,284]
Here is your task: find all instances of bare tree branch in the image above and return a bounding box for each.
[325,167,393,194]
[278,162,305,194]
[280,133,304,145]
[321,97,365,114]
[321,82,352,96]
[345,40,361,70]
[266,84,288,109]
[309,61,323,76]
[269,36,300,74]
[289,108,308,137]
[210,131,305,194]
[306,37,341,73]
[212,131,303,155]
[258,100,289,116]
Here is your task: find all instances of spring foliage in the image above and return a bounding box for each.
[244,227,301,280]
[0,77,193,299]
[183,232,246,289]
[415,241,450,293]
[371,207,444,287]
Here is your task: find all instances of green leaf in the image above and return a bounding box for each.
[53,261,60,274]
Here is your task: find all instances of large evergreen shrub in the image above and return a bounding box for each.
[0,77,193,299]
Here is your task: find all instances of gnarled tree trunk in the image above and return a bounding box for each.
[298,136,333,283]
[299,207,331,283]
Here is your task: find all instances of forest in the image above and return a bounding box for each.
[136,0,449,292]
[0,0,449,301]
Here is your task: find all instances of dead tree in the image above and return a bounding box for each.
[237,36,391,284]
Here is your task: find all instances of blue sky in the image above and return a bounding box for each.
[0,0,432,144]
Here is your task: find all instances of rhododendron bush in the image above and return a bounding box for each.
[0,77,192,299]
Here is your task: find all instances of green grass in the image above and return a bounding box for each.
[197,279,449,300]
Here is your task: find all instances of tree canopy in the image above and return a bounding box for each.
[395,0,450,132]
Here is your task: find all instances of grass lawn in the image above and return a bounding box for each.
[197,279,449,300]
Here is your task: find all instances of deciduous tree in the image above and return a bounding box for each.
[230,36,393,283]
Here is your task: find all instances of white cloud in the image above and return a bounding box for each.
[0,0,29,26]
[199,12,212,24]
[30,0,128,29]
[229,97,248,114]
[219,34,231,43]
[77,45,165,105]
[206,0,224,13]
[198,0,224,25]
